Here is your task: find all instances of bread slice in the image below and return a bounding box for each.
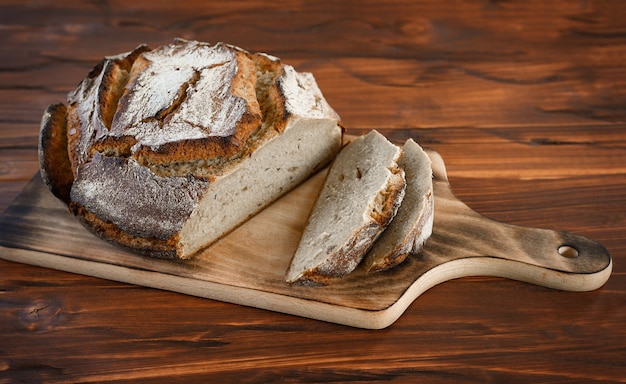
[285,130,406,285]
[361,138,434,272]
[39,40,343,259]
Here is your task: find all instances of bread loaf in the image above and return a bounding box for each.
[361,138,434,272]
[38,39,343,259]
[285,130,406,285]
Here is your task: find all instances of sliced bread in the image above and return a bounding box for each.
[361,138,434,272]
[285,130,406,285]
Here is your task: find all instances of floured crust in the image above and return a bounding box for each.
[39,39,343,259]
[70,154,209,241]
[112,42,263,173]
[66,44,150,176]
[65,40,270,180]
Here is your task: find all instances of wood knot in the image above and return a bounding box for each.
[18,299,64,333]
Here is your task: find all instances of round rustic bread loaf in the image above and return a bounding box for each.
[38,39,343,259]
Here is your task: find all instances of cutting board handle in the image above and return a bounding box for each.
[421,150,613,293]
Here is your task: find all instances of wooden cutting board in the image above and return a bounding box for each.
[0,148,612,329]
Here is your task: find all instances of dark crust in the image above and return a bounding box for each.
[90,135,137,158]
[269,66,291,133]
[70,203,180,259]
[65,102,82,178]
[38,103,73,204]
[70,155,208,242]
[294,270,335,287]
[252,53,288,135]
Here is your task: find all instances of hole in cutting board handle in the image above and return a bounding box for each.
[558,245,579,258]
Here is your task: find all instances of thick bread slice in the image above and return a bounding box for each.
[362,138,434,272]
[38,40,343,259]
[285,130,406,285]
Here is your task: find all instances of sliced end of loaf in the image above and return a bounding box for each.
[178,117,342,258]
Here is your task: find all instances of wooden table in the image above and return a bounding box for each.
[1,1,625,382]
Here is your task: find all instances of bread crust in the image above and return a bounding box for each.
[38,103,73,204]
[66,44,150,176]
[370,163,406,227]
[365,190,433,272]
[118,43,264,172]
[70,203,180,258]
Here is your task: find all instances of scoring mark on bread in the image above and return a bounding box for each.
[151,69,202,126]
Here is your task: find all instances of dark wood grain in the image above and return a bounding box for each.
[1,0,625,382]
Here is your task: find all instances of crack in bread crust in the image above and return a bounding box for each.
[106,41,263,172]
